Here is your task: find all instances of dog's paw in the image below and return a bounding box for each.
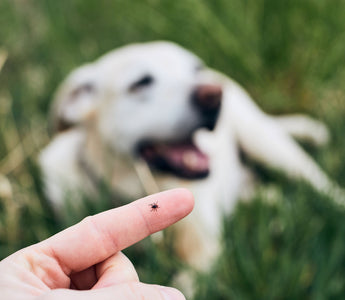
[275,114,331,147]
[305,118,331,147]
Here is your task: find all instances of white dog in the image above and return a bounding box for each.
[39,41,344,274]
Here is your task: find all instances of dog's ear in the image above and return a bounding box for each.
[51,64,100,133]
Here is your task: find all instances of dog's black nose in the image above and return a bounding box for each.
[192,84,222,113]
[192,84,222,130]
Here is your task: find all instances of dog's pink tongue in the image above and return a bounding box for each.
[139,141,210,178]
[164,144,209,173]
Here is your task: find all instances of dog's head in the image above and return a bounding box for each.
[52,41,223,179]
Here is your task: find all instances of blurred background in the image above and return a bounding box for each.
[1,0,345,298]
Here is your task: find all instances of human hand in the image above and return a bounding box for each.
[0,188,194,299]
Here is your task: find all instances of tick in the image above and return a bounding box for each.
[149,201,160,212]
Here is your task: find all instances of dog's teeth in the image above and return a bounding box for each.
[182,151,200,169]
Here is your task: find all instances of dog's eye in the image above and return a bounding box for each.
[129,75,154,92]
[195,63,205,72]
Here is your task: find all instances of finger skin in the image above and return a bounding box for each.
[68,251,138,290]
[93,251,139,289]
[40,188,194,275]
[44,283,186,300]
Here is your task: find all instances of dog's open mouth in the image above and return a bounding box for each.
[137,140,209,179]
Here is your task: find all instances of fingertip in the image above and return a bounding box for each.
[155,188,195,217]
[158,286,186,300]
[173,188,195,215]
[124,283,186,300]
[135,188,194,235]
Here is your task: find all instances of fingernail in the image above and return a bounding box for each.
[158,286,186,300]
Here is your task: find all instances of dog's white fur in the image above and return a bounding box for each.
[39,41,344,273]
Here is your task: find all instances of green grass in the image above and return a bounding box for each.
[1,0,345,299]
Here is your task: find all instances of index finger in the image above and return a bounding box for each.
[41,188,194,274]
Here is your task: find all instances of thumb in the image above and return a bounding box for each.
[44,282,185,300]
